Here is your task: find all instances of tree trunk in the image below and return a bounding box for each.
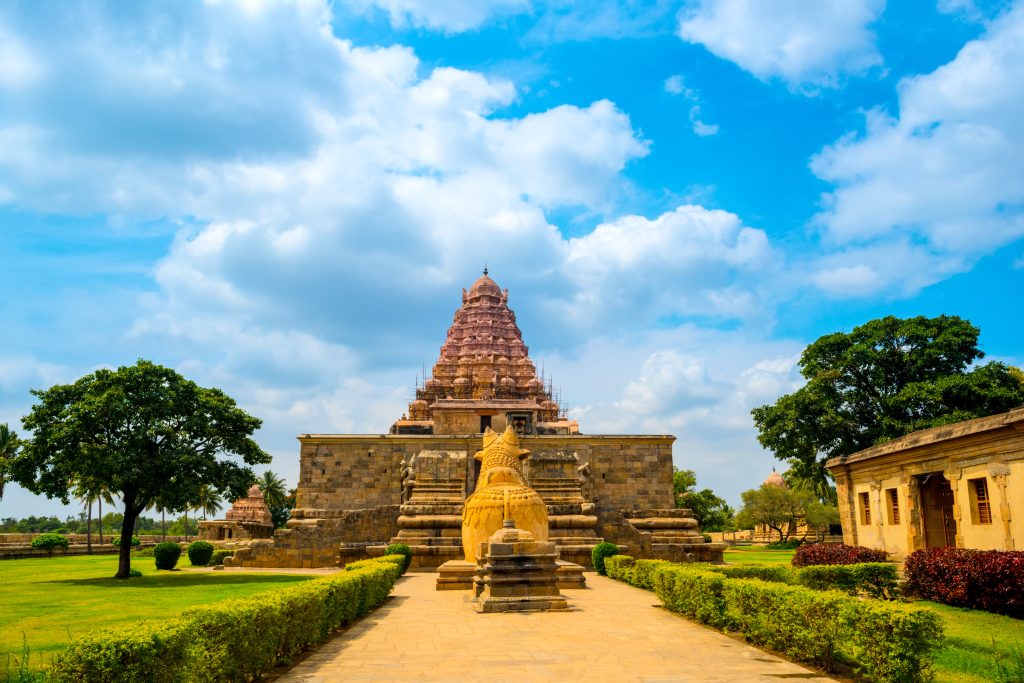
[116,502,139,579]
[184,509,189,542]
[86,501,93,554]
[98,498,104,545]
[161,508,166,541]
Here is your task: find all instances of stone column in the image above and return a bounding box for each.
[902,473,923,553]
[833,465,857,547]
[988,461,1014,551]
[944,466,964,548]
[870,480,884,549]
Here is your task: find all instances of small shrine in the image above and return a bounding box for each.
[198,484,275,541]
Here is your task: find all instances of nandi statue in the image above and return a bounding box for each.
[461,425,548,563]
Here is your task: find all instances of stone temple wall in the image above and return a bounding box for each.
[294,434,675,514]
[228,433,696,569]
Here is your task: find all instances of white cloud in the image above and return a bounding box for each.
[0,24,42,90]
[810,4,1024,296]
[678,0,885,90]
[663,73,720,136]
[342,0,531,32]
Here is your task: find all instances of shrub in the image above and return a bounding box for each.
[604,555,635,582]
[712,563,795,584]
[153,542,182,570]
[792,542,886,567]
[904,547,1024,617]
[31,533,69,556]
[345,555,405,574]
[186,541,214,566]
[111,535,141,548]
[797,563,900,600]
[767,538,802,550]
[592,542,620,575]
[646,563,941,682]
[209,549,234,566]
[384,543,412,573]
[51,557,400,683]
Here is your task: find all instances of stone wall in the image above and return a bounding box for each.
[294,434,676,515]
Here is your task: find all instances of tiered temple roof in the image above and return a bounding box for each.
[397,271,571,432]
[224,484,273,526]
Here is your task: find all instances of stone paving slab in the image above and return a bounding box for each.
[279,573,834,683]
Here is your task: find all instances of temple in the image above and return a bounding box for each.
[227,271,724,569]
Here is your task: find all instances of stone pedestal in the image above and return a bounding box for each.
[474,521,569,613]
[436,558,586,590]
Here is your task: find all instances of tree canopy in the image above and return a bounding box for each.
[752,315,1024,486]
[734,484,839,542]
[10,360,270,578]
[0,423,21,500]
[672,468,734,532]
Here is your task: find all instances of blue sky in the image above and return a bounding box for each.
[2,0,1022,519]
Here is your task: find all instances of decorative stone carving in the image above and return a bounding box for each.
[462,426,548,563]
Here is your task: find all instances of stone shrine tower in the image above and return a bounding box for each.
[392,270,577,437]
[225,272,725,570]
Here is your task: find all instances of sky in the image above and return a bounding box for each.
[1,0,1023,520]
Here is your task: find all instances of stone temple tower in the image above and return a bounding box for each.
[391,269,578,437]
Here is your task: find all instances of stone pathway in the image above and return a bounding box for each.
[279,573,835,683]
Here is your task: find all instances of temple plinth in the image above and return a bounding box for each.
[474,520,569,613]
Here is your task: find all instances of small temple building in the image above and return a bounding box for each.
[226,271,723,569]
[827,406,1024,557]
[198,484,274,541]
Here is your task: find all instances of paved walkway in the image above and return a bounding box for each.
[279,573,834,683]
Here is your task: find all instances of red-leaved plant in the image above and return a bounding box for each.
[792,542,888,567]
[904,547,1024,618]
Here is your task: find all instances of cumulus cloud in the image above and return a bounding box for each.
[342,0,530,32]
[810,4,1024,296]
[677,0,885,90]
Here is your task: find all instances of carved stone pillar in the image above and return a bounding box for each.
[989,461,1013,551]
[944,466,964,548]
[870,480,885,549]
[902,473,923,553]
[833,465,857,546]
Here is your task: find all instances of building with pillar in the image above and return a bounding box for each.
[826,407,1024,558]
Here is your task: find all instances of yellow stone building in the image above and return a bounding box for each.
[826,407,1024,557]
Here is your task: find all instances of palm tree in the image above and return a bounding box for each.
[73,478,115,551]
[73,482,96,553]
[0,423,20,500]
[195,484,224,520]
[259,471,287,509]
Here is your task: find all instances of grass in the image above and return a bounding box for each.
[722,545,796,565]
[920,601,1024,683]
[0,553,317,674]
[722,545,1024,683]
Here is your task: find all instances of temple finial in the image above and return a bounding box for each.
[483,264,488,275]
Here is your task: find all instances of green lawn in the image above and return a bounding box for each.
[0,554,317,674]
[722,545,1024,683]
[722,545,796,565]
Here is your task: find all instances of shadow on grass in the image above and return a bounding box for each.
[46,574,313,589]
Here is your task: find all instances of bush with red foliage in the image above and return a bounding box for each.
[904,547,1024,618]
[792,542,888,567]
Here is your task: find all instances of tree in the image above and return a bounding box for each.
[672,468,735,532]
[269,487,296,530]
[752,315,1024,486]
[0,423,21,500]
[735,485,817,542]
[195,484,223,520]
[10,360,271,579]
[259,471,287,509]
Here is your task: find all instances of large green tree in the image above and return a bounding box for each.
[9,360,271,578]
[259,471,291,528]
[0,423,21,500]
[734,485,838,542]
[752,315,1024,485]
[672,468,735,532]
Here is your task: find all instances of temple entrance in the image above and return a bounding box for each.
[919,473,956,548]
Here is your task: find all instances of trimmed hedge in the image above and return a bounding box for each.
[50,556,401,682]
[345,555,406,574]
[792,542,887,567]
[187,541,214,566]
[384,543,413,573]
[904,547,1024,618]
[798,563,899,600]
[605,559,940,682]
[592,542,620,575]
[209,549,234,566]
[153,542,182,570]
